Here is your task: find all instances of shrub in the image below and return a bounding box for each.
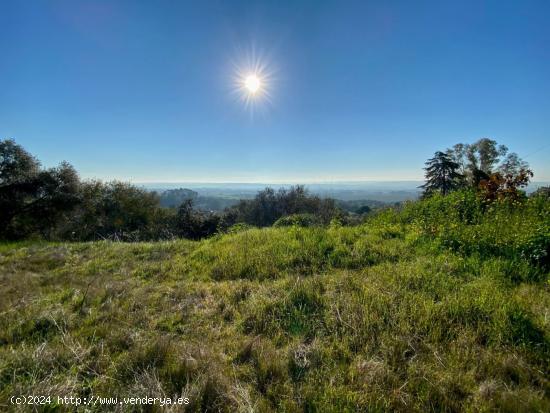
[273,213,320,227]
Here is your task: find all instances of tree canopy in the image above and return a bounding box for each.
[423,138,533,200]
[0,139,80,238]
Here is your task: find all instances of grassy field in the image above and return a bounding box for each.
[1,193,549,412]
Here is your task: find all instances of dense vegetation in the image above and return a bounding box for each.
[1,137,549,411]
[2,137,539,244]
[421,138,533,200]
[0,140,348,242]
[1,189,549,412]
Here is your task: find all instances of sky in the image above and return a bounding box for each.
[1,0,549,182]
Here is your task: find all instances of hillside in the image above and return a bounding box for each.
[1,193,549,412]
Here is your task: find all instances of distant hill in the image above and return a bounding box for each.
[147,181,550,209]
[147,182,425,210]
[158,188,243,211]
[158,188,199,208]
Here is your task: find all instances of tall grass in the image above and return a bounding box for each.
[0,191,548,412]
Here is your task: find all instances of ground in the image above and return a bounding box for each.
[0,207,549,412]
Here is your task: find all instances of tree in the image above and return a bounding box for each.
[0,139,80,239]
[175,198,220,240]
[27,162,80,237]
[0,139,40,185]
[446,143,468,176]
[420,151,463,197]
[498,152,528,176]
[226,185,342,227]
[446,138,529,188]
[466,138,508,175]
[176,199,199,239]
[66,181,161,240]
[447,138,509,185]
[1,139,40,233]
[356,205,372,215]
[478,168,533,202]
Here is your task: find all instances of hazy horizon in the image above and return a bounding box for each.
[139,180,549,192]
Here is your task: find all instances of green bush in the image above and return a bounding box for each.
[373,189,550,271]
[273,213,320,227]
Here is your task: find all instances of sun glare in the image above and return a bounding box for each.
[231,46,276,115]
[244,74,261,94]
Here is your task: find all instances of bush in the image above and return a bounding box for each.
[375,189,550,271]
[60,181,168,241]
[226,186,342,227]
[273,213,320,227]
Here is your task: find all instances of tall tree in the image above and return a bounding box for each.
[0,139,80,239]
[0,139,40,185]
[446,143,468,176]
[466,138,508,174]
[446,138,529,187]
[498,152,529,176]
[421,151,463,197]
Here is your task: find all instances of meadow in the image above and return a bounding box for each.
[0,191,548,412]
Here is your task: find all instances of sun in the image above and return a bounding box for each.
[231,47,276,113]
[244,74,261,94]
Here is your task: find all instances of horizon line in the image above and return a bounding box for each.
[132,179,550,185]
[134,179,425,185]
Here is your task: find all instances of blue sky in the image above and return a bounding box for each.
[1,0,549,182]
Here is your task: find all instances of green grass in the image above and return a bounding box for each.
[1,194,549,412]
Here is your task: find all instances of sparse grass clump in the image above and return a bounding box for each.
[0,192,548,411]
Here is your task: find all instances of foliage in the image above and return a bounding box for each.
[446,138,532,187]
[531,186,550,199]
[355,204,372,214]
[0,139,40,184]
[273,213,321,227]
[335,199,385,214]
[175,199,221,240]
[420,151,463,196]
[465,137,508,174]
[227,186,342,227]
[1,141,350,242]
[478,168,533,202]
[425,138,533,200]
[384,189,550,273]
[1,193,548,411]
[0,139,80,239]
[58,180,166,241]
